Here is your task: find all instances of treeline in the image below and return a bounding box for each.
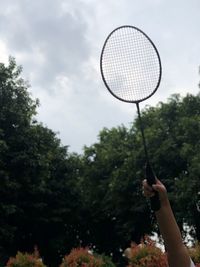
[0,58,200,266]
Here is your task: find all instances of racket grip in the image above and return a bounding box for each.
[145,161,161,211]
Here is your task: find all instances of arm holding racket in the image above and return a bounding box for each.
[143,179,192,267]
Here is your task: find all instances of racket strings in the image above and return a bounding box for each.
[101,27,161,102]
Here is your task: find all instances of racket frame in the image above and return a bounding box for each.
[100,25,162,104]
[100,25,162,211]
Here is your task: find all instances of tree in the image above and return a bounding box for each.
[0,57,39,263]
[134,93,200,238]
[0,58,83,266]
[79,93,200,265]
[1,57,200,266]
[79,126,152,265]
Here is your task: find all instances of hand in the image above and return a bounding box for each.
[142,178,169,207]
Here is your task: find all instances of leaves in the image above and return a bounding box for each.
[126,236,168,267]
[1,57,200,266]
[0,58,83,266]
[6,250,46,267]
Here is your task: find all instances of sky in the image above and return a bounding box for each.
[0,0,200,154]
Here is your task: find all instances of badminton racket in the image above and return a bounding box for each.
[100,25,162,211]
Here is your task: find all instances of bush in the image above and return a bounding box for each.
[6,248,46,267]
[99,255,116,267]
[189,242,200,265]
[126,236,168,267]
[60,247,115,267]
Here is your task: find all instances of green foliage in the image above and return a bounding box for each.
[79,126,151,264]
[78,92,200,263]
[1,57,200,266]
[0,58,83,266]
[133,94,200,234]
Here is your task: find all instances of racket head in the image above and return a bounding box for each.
[100,25,162,103]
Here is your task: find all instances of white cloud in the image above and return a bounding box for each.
[0,0,199,153]
[0,40,9,63]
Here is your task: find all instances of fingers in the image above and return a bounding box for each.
[142,179,155,198]
[142,178,167,201]
[152,184,164,192]
[152,179,167,194]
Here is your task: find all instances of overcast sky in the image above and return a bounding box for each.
[0,0,200,153]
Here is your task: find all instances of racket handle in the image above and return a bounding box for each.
[145,161,161,211]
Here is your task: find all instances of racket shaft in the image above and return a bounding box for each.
[150,193,160,211]
[146,161,160,211]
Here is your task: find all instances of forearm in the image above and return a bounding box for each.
[155,198,190,267]
[143,179,191,267]
[155,198,182,252]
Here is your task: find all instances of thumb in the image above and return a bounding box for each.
[152,184,163,192]
[152,182,168,205]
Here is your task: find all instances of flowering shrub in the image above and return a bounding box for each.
[189,242,200,266]
[60,247,115,267]
[126,236,168,267]
[6,238,200,267]
[6,247,46,267]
